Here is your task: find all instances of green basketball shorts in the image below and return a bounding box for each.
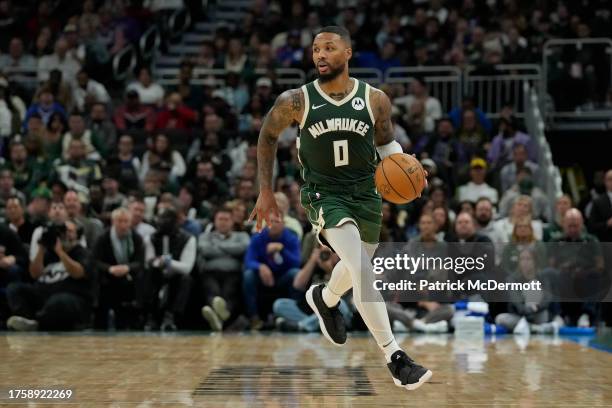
[300,181,382,244]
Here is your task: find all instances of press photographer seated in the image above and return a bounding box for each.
[6,212,92,331]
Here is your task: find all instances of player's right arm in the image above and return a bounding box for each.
[250,88,305,230]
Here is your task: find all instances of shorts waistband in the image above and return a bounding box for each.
[304,178,375,194]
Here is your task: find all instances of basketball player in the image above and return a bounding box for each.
[250,26,432,390]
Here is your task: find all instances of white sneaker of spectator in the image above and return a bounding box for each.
[577,313,590,328]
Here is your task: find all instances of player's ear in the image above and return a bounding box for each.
[345,47,352,60]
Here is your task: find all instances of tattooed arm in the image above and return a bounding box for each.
[250,88,304,229]
[370,87,399,149]
[370,86,428,189]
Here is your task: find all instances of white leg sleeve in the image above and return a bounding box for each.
[322,223,395,348]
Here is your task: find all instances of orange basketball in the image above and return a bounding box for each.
[375,153,426,204]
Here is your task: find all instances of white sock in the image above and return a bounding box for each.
[322,287,340,308]
[382,339,402,363]
[323,260,352,307]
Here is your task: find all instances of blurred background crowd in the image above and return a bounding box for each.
[0,0,610,334]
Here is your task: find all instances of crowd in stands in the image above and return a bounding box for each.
[0,0,610,333]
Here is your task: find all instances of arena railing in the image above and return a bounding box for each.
[384,66,462,114]
[111,44,138,81]
[156,67,306,88]
[542,38,612,121]
[464,64,543,119]
[140,24,161,61]
[524,81,563,218]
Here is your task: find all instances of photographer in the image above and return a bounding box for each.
[6,218,92,331]
[93,208,145,330]
[273,237,352,333]
[143,207,195,331]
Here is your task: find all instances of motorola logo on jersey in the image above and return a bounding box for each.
[307,118,370,139]
[351,97,365,111]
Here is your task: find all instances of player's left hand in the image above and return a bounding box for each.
[249,188,281,232]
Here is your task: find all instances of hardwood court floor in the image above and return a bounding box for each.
[1,332,611,407]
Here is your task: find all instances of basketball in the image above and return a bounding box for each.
[375,153,426,204]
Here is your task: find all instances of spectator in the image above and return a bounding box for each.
[448,97,493,135]
[2,140,46,196]
[93,207,145,330]
[63,190,103,248]
[143,207,196,331]
[276,30,305,67]
[7,218,91,331]
[177,202,202,237]
[37,38,81,85]
[113,90,156,132]
[492,195,544,244]
[394,77,442,133]
[274,191,303,241]
[243,213,301,329]
[139,134,187,184]
[494,248,556,333]
[588,169,612,242]
[544,194,573,242]
[36,68,73,111]
[5,196,37,248]
[499,167,550,221]
[198,207,250,331]
[105,134,141,192]
[499,142,540,192]
[23,88,67,130]
[456,109,489,159]
[154,92,198,130]
[127,67,165,107]
[0,77,24,140]
[550,208,604,327]
[62,112,106,162]
[88,103,117,151]
[456,158,499,205]
[128,198,156,241]
[427,118,468,190]
[0,37,37,71]
[500,216,547,274]
[191,160,229,208]
[39,112,65,163]
[224,37,250,74]
[216,73,250,113]
[0,224,28,309]
[72,70,110,113]
[488,117,537,169]
[53,139,102,194]
[101,175,127,222]
[27,186,52,225]
[0,170,26,223]
[474,197,497,240]
[171,59,204,111]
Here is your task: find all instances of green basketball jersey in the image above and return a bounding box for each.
[297,78,377,185]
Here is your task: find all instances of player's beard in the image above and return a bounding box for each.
[317,62,345,83]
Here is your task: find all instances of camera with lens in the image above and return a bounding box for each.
[38,222,67,250]
[319,249,332,262]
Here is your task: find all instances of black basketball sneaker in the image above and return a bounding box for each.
[306,284,347,346]
[387,350,432,390]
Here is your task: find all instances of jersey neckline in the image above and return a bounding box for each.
[313,77,359,107]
